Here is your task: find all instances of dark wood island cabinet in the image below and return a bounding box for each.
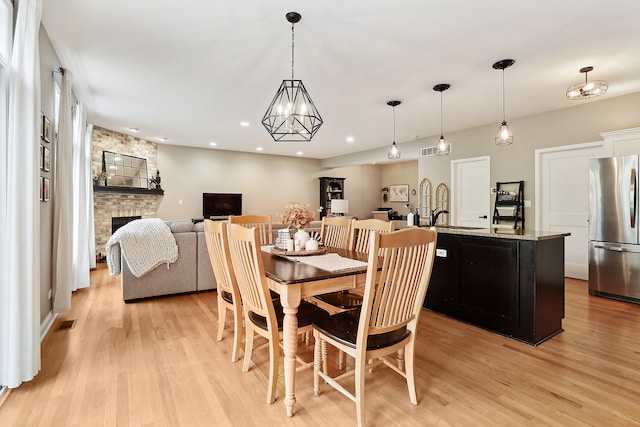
[423,227,570,346]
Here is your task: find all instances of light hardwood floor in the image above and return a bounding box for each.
[1,264,640,426]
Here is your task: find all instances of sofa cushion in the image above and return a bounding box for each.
[166,220,195,233]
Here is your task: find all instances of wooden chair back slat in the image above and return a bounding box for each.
[321,216,354,249]
[229,214,273,245]
[350,219,394,253]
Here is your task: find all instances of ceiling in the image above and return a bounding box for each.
[41,1,640,162]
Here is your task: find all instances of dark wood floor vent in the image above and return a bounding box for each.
[57,320,77,331]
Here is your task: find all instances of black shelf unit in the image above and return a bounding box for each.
[492,181,524,229]
[319,177,345,219]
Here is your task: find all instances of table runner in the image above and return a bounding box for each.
[261,245,368,272]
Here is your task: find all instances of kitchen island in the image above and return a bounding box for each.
[423,226,570,346]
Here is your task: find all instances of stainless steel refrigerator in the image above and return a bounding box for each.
[589,155,640,303]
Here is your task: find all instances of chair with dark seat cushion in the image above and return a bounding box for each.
[226,223,329,404]
[312,227,438,427]
[204,220,243,363]
[314,219,394,311]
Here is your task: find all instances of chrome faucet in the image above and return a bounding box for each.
[429,208,449,226]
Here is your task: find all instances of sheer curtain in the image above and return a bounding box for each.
[71,102,91,291]
[0,0,42,388]
[52,70,73,313]
[86,124,96,270]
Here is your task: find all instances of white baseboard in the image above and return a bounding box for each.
[40,311,57,342]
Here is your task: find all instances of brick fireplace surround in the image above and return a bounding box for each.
[92,126,161,256]
[93,193,161,257]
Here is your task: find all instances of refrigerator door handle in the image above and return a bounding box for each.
[632,168,637,229]
[593,244,638,253]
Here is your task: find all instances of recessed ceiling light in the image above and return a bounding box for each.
[209,142,217,146]
[346,136,355,143]
[128,127,139,133]
[256,147,263,151]
[296,151,303,156]
[155,137,168,142]
[240,121,250,127]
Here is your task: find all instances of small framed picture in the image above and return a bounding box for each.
[43,177,50,202]
[40,176,44,201]
[389,184,409,202]
[43,146,50,172]
[43,115,51,143]
[40,145,44,170]
[40,112,44,138]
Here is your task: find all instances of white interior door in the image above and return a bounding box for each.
[451,156,491,227]
[536,142,607,280]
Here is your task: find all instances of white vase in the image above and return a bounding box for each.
[294,228,310,249]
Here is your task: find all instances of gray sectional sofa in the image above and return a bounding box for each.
[120,219,321,302]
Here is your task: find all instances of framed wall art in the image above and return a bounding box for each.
[389,184,409,202]
[43,177,50,202]
[40,145,44,170]
[40,176,44,201]
[43,146,50,172]
[43,114,51,143]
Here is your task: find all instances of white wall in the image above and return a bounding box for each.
[417,92,640,223]
[156,145,392,222]
[39,26,61,323]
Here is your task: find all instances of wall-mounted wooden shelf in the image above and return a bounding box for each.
[93,185,164,195]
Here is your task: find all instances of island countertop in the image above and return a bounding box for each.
[429,226,570,241]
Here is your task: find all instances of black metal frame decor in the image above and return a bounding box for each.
[262,12,323,142]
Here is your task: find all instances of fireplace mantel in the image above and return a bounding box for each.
[93,185,164,195]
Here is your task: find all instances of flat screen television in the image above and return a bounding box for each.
[202,193,242,218]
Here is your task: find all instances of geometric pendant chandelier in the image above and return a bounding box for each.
[262,12,323,142]
[566,66,608,100]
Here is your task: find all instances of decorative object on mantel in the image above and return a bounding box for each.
[566,66,608,100]
[262,11,323,142]
[149,170,162,189]
[94,170,110,187]
[387,100,402,160]
[493,58,515,146]
[433,83,451,155]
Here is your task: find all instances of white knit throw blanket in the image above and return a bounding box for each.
[106,218,178,277]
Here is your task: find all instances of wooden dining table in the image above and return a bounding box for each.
[261,247,370,417]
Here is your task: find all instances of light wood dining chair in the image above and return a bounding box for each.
[203,220,243,363]
[350,218,395,253]
[226,223,329,404]
[229,214,273,245]
[312,227,438,427]
[314,219,395,313]
[320,216,354,249]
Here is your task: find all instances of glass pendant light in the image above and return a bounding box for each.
[262,12,323,142]
[387,100,401,160]
[566,66,608,100]
[433,83,451,155]
[493,59,515,146]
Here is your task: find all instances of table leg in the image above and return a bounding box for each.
[278,286,301,417]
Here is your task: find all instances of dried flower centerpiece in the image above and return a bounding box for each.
[281,202,319,230]
[280,202,322,250]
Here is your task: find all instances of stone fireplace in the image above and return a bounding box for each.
[92,126,162,258]
[93,192,162,257]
